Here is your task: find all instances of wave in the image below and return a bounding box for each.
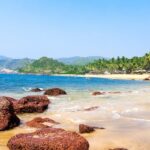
[125,117,150,122]
[22,87,44,92]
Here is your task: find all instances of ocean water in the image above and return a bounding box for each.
[0,73,149,93]
[0,74,150,150]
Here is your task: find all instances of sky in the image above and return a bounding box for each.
[0,0,150,59]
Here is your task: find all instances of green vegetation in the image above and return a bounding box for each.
[19,57,66,74]
[19,57,88,74]
[19,53,150,75]
[87,53,150,74]
[0,56,34,70]
[58,56,105,65]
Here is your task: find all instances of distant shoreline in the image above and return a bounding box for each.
[54,73,150,80]
[1,73,150,80]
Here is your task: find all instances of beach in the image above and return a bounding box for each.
[55,73,150,80]
[0,74,150,150]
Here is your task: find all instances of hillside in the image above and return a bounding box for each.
[19,57,89,74]
[19,57,67,74]
[2,52,150,75]
[58,56,104,65]
[0,55,104,70]
[0,56,34,70]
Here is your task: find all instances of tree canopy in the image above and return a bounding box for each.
[19,52,150,75]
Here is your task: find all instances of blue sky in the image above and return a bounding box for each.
[0,0,150,58]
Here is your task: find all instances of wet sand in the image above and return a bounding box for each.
[1,90,150,150]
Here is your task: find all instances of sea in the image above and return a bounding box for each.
[0,74,150,150]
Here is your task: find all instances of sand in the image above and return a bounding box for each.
[1,90,150,150]
[54,73,150,80]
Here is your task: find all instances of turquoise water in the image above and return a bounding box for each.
[0,74,149,93]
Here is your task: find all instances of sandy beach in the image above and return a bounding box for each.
[54,73,150,80]
[1,91,150,150]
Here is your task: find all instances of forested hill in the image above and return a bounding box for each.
[19,53,150,75]
[58,56,105,65]
[19,57,67,74]
[0,56,34,70]
[0,55,104,70]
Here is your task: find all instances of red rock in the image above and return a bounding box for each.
[44,88,67,96]
[92,91,105,95]
[0,97,20,131]
[79,124,105,134]
[109,148,128,150]
[144,77,150,81]
[30,88,43,92]
[7,128,89,150]
[79,124,95,133]
[13,95,50,114]
[4,96,17,102]
[26,117,59,128]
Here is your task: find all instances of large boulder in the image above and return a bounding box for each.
[26,117,59,128]
[12,95,50,114]
[44,88,67,96]
[7,128,89,150]
[0,97,20,131]
[4,96,17,102]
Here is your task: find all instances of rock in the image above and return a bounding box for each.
[92,91,105,95]
[7,128,89,150]
[108,91,121,94]
[4,96,17,102]
[93,126,105,130]
[13,95,50,114]
[79,124,105,134]
[30,88,43,92]
[144,77,150,80]
[0,97,20,131]
[79,124,95,133]
[83,106,99,111]
[109,148,128,150]
[26,117,59,128]
[92,91,121,95]
[44,88,67,96]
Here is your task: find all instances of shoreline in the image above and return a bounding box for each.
[54,73,150,80]
[2,73,150,80]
